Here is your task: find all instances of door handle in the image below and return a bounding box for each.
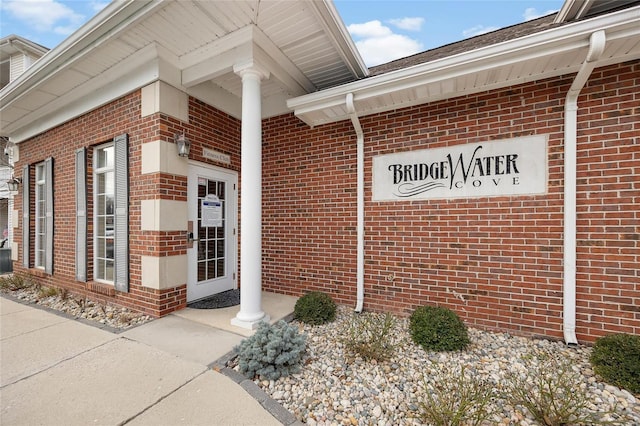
[187,221,198,248]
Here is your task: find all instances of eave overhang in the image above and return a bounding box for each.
[0,0,367,142]
[289,6,640,127]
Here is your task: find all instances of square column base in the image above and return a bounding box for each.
[231,314,271,330]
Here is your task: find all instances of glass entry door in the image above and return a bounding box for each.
[187,164,237,302]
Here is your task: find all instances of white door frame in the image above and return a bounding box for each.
[186,161,238,302]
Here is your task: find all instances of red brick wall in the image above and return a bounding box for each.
[262,61,639,342]
[575,62,640,340]
[14,92,240,317]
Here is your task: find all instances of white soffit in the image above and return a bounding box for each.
[290,6,640,127]
[0,0,366,141]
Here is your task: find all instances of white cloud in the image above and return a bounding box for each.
[348,20,423,67]
[90,1,110,14]
[462,25,500,38]
[53,24,78,36]
[348,20,392,38]
[388,17,425,31]
[2,0,84,33]
[523,7,558,21]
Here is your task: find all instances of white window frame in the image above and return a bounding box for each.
[34,162,46,269]
[93,142,115,284]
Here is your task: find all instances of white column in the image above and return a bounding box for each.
[232,62,271,330]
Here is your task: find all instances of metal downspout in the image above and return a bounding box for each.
[563,30,606,345]
[346,93,365,312]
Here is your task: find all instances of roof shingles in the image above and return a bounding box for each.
[368,14,562,76]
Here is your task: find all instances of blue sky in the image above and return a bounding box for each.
[1,0,563,67]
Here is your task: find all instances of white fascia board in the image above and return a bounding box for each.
[308,0,368,78]
[8,44,162,143]
[289,6,640,124]
[0,0,165,107]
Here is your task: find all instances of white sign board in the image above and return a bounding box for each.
[203,148,231,165]
[373,135,547,201]
[201,194,223,227]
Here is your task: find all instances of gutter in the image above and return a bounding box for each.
[346,93,365,312]
[288,6,639,127]
[563,30,606,346]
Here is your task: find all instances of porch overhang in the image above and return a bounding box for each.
[0,0,368,143]
[288,6,640,127]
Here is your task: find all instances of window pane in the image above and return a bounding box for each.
[97,174,105,195]
[94,143,116,283]
[106,237,114,260]
[207,260,215,279]
[217,258,225,277]
[34,162,47,269]
[105,260,114,282]
[97,146,114,169]
[198,261,206,281]
[207,239,215,259]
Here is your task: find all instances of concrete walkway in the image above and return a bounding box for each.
[0,294,302,426]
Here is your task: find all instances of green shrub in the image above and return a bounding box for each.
[409,305,469,352]
[590,333,640,395]
[341,312,399,362]
[504,348,626,426]
[235,320,306,380]
[417,364,497,426]
[293,291,336,325]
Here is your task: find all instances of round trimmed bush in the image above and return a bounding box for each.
[409,305,470,352]
[294,291,337,325]
[590,333,640,394]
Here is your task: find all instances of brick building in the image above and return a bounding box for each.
[1,0,638,343]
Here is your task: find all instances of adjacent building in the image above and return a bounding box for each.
[0,35,49,272]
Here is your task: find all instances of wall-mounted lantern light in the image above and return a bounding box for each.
[6,177,21,192]
[175,132,191,158]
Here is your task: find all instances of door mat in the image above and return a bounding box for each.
[188,289,240,309]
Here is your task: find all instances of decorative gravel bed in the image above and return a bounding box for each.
[250,306,640,426]
[1,284,151,330]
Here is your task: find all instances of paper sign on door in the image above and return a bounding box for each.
[201,194,222,227]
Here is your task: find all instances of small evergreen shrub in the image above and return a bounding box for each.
[409,305,469,352]
[235,320,306,380]
[590,333,640,395]
[293,291,336,325]
[341,312,399,362]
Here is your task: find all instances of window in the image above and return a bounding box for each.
[76,134,128,290]
[23,158,53,273]
[34,163,46,269]
[94,143,115,283]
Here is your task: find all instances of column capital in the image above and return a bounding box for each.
[233,60,270,81]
